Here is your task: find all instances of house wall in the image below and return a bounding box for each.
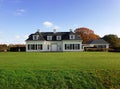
[26,41,44,52]
[26,40,83,52]
[45,41,63,51]
[26,41,63,52]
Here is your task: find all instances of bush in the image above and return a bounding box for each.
[108,47,120,52]
[85,48,108,52]
[9,47,26,52]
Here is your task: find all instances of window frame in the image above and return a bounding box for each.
[33,35,39,40]
[56,36,61,40]
[69,35,75,40]
[47,36,52,40]
[27,44,43,50]
[65,44,80,50]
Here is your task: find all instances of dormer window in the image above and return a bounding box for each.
[47,36,52,40]
[70,35,75,40]
[33,35,39,40]
[56,36,61,40]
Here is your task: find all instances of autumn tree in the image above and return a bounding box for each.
[75,27,100,43]
[0,44,8,52]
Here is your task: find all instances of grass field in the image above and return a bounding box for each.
[0,52,120,70]
[0,52,120,89]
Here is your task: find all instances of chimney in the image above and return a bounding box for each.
[53,29,56,33]
[69,29,72,32]
[37,29,40,33]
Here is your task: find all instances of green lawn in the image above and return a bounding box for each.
[0,52,119,89]
[0,52,120,70]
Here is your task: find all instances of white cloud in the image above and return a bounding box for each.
[14,9,26,16]
[43,21,53,28]
[43,21,60,30]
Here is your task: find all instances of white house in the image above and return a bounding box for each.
[26,30,83,52]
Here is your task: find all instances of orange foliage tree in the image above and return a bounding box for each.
[75,27,100,43]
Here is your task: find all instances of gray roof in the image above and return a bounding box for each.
[26,31,81,41]
[87,39,109,44]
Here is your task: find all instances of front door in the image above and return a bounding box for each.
[51,44,57,51]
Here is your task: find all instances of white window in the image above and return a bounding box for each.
[38,44,43,50]
[28,44,37,50]
[33,35,39,40]
[65,44,80,50]
[70,35,75,39]
[47,36,52,40]
[65,44,70,50]
[56,36,61,40]
[28,44,42,50]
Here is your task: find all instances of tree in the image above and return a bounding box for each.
[102,34,120,48]
[75,27,100,43]
[8,44,26,52]
[0,44,8,52]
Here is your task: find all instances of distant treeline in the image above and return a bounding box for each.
[0,44,25,52]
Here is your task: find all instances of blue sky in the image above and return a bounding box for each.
[0,0,120,44]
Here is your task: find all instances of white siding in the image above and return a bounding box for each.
[26,40,83,52]
[47,41,63,51]
[26,41,63,52]
[26,41,44,52]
